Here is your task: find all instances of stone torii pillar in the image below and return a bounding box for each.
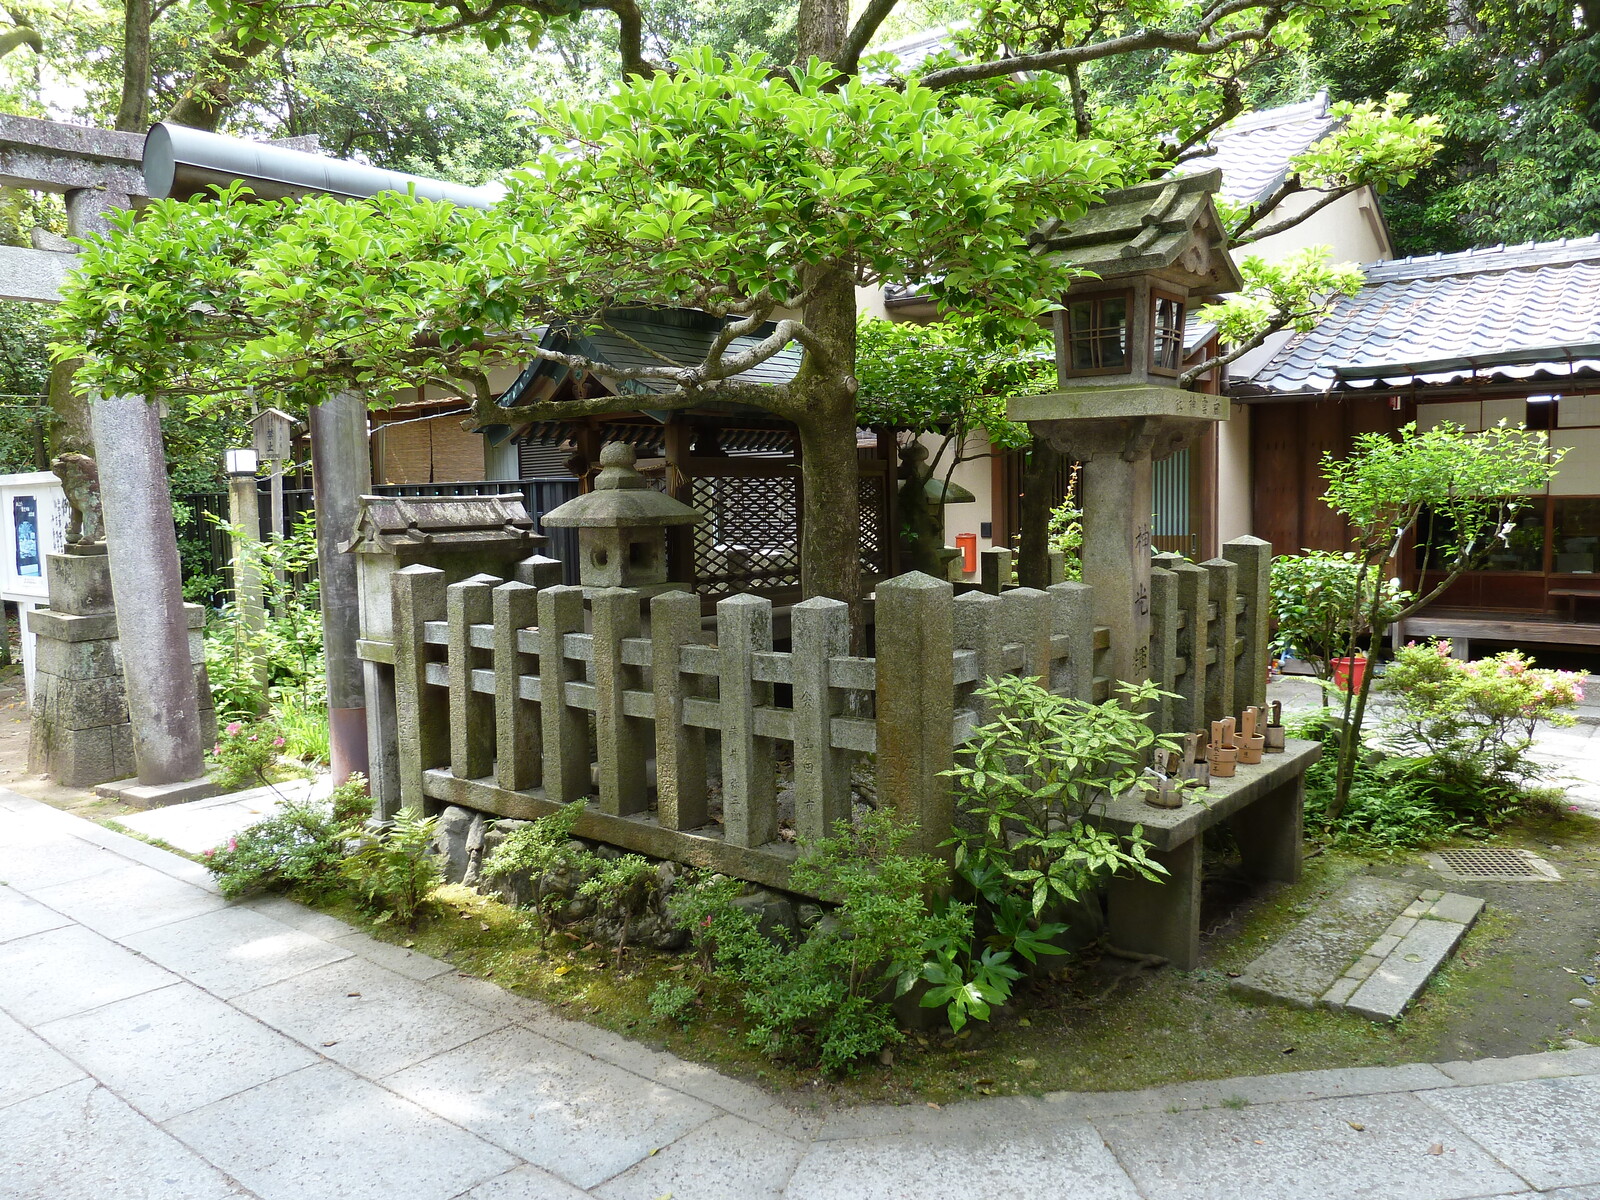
[89,394,210,795]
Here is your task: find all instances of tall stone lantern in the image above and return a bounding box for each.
[541,442,704,593]
[1010,169,1243,688]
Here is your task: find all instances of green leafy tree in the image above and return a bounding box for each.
[1269,549,1408,698]
[52,0,1441,610]
[55,54,1131,607]
[855,316,1040,575]
[1318,421,1561,817]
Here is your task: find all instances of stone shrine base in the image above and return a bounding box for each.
[94,773,219,809]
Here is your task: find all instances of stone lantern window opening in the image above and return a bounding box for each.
[1151,290,1187,376]
[1065,291,1131,375]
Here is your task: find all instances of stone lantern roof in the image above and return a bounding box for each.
[541,444,705,530]
[1031,169,1244,294]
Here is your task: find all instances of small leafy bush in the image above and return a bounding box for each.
[1270,551,1408,684]
[1303,755,1474,850]
[673,811,967,1074]
[648,981,699,1024]
[1046,478,1083,581]
[276,695,331,765]
[203,800,349,899]
[340,806,440,925]
[1378,641,1583,791]
[210,717,285,790]
[944,675,1172,917]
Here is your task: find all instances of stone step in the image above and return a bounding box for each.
[1230,879,1484,1022]
[1324,891,1484,1022]
[1229,876,1419,1009]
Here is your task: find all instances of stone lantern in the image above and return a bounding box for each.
[540,442,704,593]
[1009,170,1243,688]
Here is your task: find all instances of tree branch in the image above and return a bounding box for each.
[841,0,902,76]
[1232,183,1349,244]
[920,3,1282,88]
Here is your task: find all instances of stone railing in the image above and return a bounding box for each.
[361,536,1271,895]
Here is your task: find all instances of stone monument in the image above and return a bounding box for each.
[540,442,705,593]
[1010,170,1244,688]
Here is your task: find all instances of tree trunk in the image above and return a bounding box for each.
[1016,434,1062,588]
[162,35,270,131]
[796,0,847,60]
[792,267,861,607]
[115,0,151,132]
[795,394,861,605]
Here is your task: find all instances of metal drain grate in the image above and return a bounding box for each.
[1426,848,1562,882]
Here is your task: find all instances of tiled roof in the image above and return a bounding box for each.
[1242,235,1600,396]
[1173,94,1336,206]
[497,311,802,410]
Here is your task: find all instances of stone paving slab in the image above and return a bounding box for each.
[27,860,228,938]
[122,902,353,999]
[1346,909,1478,1022]
[0,882,70,944]
[384,1023,721,1189]
[1230,875,1419,1008]
[1,1078,249,1200]
[593,1112,807,1200]
[454,1164,592,1198]
[1094,1091,1531,1200]
[36,980,319,1122]
[234,955,509,1078]
[0,923,174,1024]
[118,778,311,855]
[785,1119,1143,1200]
[0,1006,85,1109]
[1422,1075,1600,1192]
[164,1061,518,1200]
[14,783,1600,1199]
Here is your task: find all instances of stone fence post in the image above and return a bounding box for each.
[875,572,955,859]
[1224,536,1272,713]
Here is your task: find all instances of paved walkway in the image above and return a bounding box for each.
[6,790,1600,1198]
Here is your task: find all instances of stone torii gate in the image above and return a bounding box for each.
[0,115,316,795]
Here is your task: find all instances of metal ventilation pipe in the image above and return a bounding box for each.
[142,121,503,209]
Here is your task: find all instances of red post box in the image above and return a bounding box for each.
[955,533,978,574]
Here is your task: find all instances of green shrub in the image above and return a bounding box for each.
[203,800,349,899]
[1269,551,1408,685]
[205,514,324,720]
[340,806,440,925]
[648,980,699,1024]
[945,675,1172,918]
[1303,755,1474,850]
[276,695,330,765]
[673,811,967,1074]
[1378,641,1582,791]
[329,773,375,826]
[210,717,285,790]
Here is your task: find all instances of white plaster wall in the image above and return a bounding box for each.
[1216,403,1253,544]
[917,430,999,579]
[1244,188,1392,268]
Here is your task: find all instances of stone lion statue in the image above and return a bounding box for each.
[51,453,104,545]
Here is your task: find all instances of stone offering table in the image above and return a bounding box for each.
[1089,738,1320,970]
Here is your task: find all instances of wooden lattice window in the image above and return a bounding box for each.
[1065,292,1130,375]
[1152,291,1186,375]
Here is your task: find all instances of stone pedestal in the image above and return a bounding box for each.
[1015,387,1225,690]
[28,547,212,788]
